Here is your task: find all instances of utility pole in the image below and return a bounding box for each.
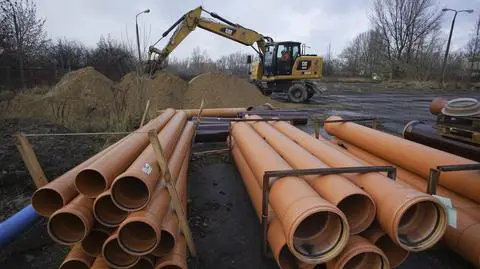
[136,9,151,63]
[441,8,474,87]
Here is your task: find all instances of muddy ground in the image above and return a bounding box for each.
[0,84,477,268]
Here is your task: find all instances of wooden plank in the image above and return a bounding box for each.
[148,130,197,257]
[140,99,151,128]
[14,133,49,188]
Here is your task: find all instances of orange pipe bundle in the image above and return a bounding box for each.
[324,116,480,204]
[325,235,389,269]
[111,111,187,211]
[75,109,176,198]
[232,122,349,264]
[59,243,95,269]
[248,117,376,234]
[102,229,140,268]
[93,189,128,227]
[272,121,447,252]
[48,195,94,245]
[117,123,194,256]
[361,222,409,268]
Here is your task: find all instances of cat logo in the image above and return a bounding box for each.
[297,60,311,70]
[220,27,236,36]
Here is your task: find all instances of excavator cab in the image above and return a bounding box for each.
[263,42,301,76]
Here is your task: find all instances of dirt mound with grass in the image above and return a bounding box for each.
[183,72,272,108]
[45,67,116,131]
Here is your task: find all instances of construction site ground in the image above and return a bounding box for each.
[0,82,476,268]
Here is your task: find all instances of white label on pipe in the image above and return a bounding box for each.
[142,163,153,175]
[433,195,457,229]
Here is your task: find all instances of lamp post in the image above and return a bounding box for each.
[136,9,150,63]
[441,8,473,87]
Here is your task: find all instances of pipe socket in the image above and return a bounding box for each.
[154,235,187,269]
[59,243,94,269]
[93,190,128,227]
[102,230,140,269]
[80,224,114,257]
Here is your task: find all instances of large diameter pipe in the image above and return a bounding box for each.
[48,195,94,245]
[333,139,480,220]
[232,122,349,263]
[102,230,140,269]
[403,120,480,162]
[117,123,194,256]
[80,224,114,257]
[325,235,389,269]
[32,138,123,217]
[272,121,448,251]
[361,222,409,268]
[232,145,297,269]
[131,255,156,269]
[75,109,176,198]
[324,116,480,204]
[111,111,187,211]
[59,243,95,269]
[93,189,128,227]
[154,235,187,269]
[248,117,376,234]
[0,204,39,249]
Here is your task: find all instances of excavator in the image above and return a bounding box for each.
[146,6,324,103]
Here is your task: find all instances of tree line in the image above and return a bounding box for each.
[336,0,480,81]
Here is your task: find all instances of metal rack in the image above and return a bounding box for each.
[427,164,480,195]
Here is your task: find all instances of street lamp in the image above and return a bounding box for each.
[136,9,150,63]
[441,8,474,86]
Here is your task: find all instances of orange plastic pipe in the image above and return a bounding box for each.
[154,235,187,269]
[32,138,123,217]
[333,139,480,220]
[324,116,480,204]
[93,189,129,227]
[152,150,190,257]
[131,255,156,269]
[272,121,447,252]
[182,107,246,118]
[326,235,389,269]
[75,108,176,198]
[102,229,140,268]
[248,117,376,234]
[59,243,95,269]
[361,222,409,268]
[232,122,349,263]
[430,97,448,115]
[48,195,94,245]
[80,223,114,257]
[90,256,110,269]
[111,111,187,211]
[117,123,194,256]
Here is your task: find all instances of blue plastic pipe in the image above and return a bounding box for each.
[0,204,40,249]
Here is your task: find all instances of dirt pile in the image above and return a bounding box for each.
[183,72,271,108]
[45,67,116,131]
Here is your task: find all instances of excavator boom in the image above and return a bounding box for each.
[146,6,272,73]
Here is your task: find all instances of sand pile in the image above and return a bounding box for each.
[183,72,271,108]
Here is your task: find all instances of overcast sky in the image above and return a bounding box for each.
[38,0,479,60]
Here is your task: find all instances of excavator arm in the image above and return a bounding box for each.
[146,6,272,73]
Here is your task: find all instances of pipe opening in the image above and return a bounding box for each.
[119,221,157,253]
[398,201,440,247]
[49,212,86,243]
[293,212,344,257]
[59,260,89,269]
[313,264,327,269]
[277,245,297,269]
[155,231,176,256]
[76,169,106,197]
[104,238,139,267]
[131,258,154,269]
[32,189,64,216]
[337,194,375,234]
[376,235,409,267]
[94,195,128,226]
[161,266,182,269]
[344,252,383,269]
[112,177,149,210]
[81,229,109,256]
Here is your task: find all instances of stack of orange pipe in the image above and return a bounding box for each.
[324,116,480,268]
[31,109,192,269]
[231,117,449,268]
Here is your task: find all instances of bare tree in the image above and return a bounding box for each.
[371,0,442,76]
[466,14,480,79]
[0,0,47,88]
